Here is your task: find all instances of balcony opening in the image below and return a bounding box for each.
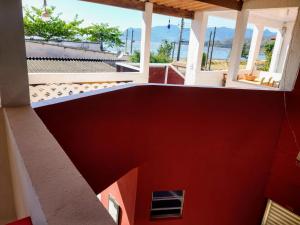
[234,7,298,89]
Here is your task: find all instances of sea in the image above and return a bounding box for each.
[116,41,266,60]
[40,39,266,61]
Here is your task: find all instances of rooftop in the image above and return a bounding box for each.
[27,57,116,73]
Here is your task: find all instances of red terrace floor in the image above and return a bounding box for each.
[34,79,300,225]
[6,217,32,225]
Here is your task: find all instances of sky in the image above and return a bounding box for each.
[22,0,238,31]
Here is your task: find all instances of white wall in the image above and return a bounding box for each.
[196,71,226,87]
[0,0,29,107]
[0,109,16,225]
[3,107,117,225]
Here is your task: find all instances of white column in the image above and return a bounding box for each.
[185,11,208,85]
[269,29,284,73]
[140,2,153,82]
[246,24,264,71]
[277,22,294,73]
[0,0,30,106]
[227,9,249,82]
[280,11,300,91]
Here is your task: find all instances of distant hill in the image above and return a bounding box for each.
[121,25,276,46]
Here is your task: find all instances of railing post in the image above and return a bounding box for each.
[0,0,30,106]
[140,2,153,82]
[185,11,208,85]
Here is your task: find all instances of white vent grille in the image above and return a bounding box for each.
[262,200,300,225]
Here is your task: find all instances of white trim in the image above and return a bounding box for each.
[115,62,139,71]
[28,72,147,84]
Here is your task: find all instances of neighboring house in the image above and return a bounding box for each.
[25,40,129,67]
[27,57,116,73]
[27,57,131,102]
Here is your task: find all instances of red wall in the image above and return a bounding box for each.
[6,217,32,225]
[166,67,184,85]
[100,168,138,225]
[148,67,166,84]
[148,66,185,84]
[116,64,185,85]
[265,79,300,215]
[35,84,297,225]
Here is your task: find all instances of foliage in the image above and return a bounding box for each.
[129,51,140,63]
[150,40,173,63]
[81,23,123,51]
[241,42,250,59]
[130,40,174,63]
[23,6,83,41]
[202,52,207,69]
[157,40,173,59]
[261,40,275,71]
[23,6,124,51]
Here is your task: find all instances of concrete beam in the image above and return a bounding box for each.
[0,0,30,107]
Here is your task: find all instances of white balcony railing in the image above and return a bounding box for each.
[28,72,146,102]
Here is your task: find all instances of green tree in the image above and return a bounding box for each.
[82,24,123,51]
[152,40,173,63]
[129,40,174,63]
[157,40,173,58]
[262,40,275,71]
[241,42,250,59]
[129,51,140,63]
[202,52,207,69]
[23,6,83,41]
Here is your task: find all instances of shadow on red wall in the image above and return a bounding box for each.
[100,168,138,225]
